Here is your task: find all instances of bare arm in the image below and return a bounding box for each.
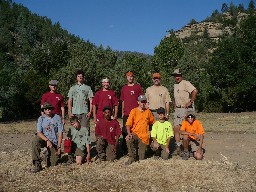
[37,132,53,148]
[86,144,91,163]
[113,105,118,119]
[93,105,97,124]
[122,101,124,118]
[165,102,170,119]
[86,97,93,118]
[68,97,73,118]
[61,106,65,124]
[41,105,44,116]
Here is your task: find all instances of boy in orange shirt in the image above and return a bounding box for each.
[125,95,155,165]
[180,113,204,160]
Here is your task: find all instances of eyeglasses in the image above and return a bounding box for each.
[44,108,53,111]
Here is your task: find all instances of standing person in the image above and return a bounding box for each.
[180,113,204,160]
[151,107,174,160]
[95,106,121,162]
[31,102,63,173]
[66,116,91,165]
[120,71,143,154]
[172,69,198,156]
[68,70,94,130]
[125,95,155,165]
[92,77,118,124]
[145,73,172,120]
[41,80,65,124]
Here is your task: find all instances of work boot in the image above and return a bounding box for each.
[31,160,42,173]
[172,145,181,156]
[182,151,190,160]
[125,158,135,165]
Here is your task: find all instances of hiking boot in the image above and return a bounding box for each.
[182,151,190,160]
[172,145,181,156]
[31,161,42,173]
[125,158,135,165]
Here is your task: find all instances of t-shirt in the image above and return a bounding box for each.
[145,85,171,110]
[120,83,143,116]
[174,80,196,107]
[92,89,118,119]
[37,114,64,145]
[151,121,174,145]
[41,92,64,115]
[180,119,205,140]
[67,126,91,151]
[126,108,155,144]
[95,119,121,145]
[68,84,94,115]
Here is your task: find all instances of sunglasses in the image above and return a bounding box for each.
[44,108,53,111]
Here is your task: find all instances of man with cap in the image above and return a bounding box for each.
[92,77,118,124]
[95,106,121,162]
[68,70,94,129]
[151,107,174,160]
[31,102,64,173]
[120,71,143,154]
[172,69,198,156]
[145,73,172,120]
[41,80,65,124]
[180,113,204,160]
[125,95,155,165]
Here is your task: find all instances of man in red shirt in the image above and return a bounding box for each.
[95,106,121,161]
[41,80,65,124]
[120,71,143,154]
[92,78,118,124]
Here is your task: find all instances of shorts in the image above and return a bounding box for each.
[189,139,200,152]
[173,108,194,126]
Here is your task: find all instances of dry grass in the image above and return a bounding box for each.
[1,113,256,191]
[1,149,256,192]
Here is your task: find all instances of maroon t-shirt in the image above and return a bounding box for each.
[95,119,121,145]
[92,89,118,119]
[41,92,64,115]
[120,83,143,116]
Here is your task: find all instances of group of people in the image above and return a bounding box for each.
[31,69,205,173]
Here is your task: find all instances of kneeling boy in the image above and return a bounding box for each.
[180,113,204,160]
[151,107,174,160]
[95,106,121,161]
[67,116,91,164]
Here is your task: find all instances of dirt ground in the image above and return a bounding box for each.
[1,113,256,191]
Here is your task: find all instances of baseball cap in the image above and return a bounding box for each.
[157,107,165,114]
[138,95,147,102]
[41,102,54,111]
[49,80,58,85]
[172,69,182,76]
[102,77,110,83]
[126,71,134,77]
[152,73,161,78]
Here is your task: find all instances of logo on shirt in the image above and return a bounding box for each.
[131,91,134,95]
[109,127,114,132]
[108,95,111,100]
[159,93,163,97]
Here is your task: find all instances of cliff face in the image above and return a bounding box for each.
[168,12,248,41]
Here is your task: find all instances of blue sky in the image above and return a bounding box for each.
[13,0,250,55]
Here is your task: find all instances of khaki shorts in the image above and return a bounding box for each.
[174,108,194,126]
[74,147,85,157]
[189,139,200,152]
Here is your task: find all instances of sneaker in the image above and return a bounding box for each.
[172,145,181,156]
[182,151,190,160]
[31,161,42,173]
[125,158,134,165]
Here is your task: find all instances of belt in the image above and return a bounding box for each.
[176,106,192,108]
